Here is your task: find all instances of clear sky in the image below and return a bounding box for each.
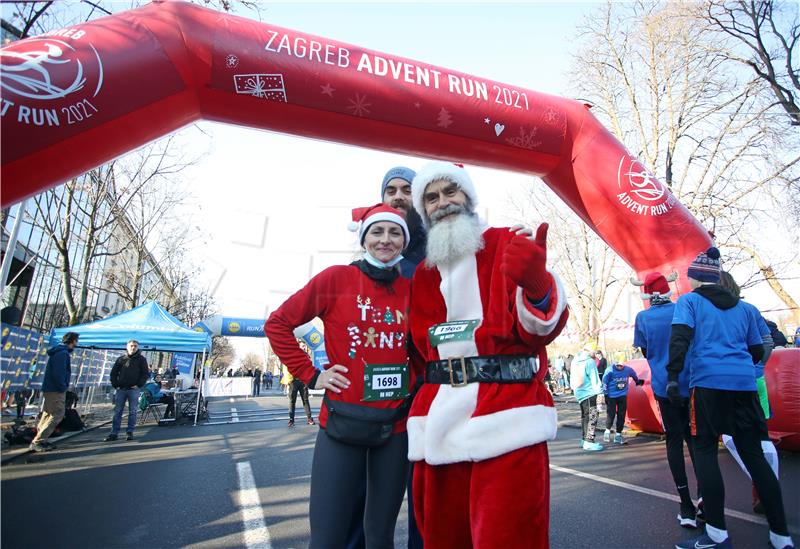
[155,2,796,362]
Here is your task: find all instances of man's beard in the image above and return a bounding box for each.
[390,200,423,235]
[425,205,484,268]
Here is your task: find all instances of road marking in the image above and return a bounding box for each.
[231,407,239,423]
[236,461,272,549]
[550,464,768,527]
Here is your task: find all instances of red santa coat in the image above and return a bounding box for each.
[407,227,568,464]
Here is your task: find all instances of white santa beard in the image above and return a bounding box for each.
[425,212,484,268]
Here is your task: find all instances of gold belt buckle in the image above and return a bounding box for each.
[448,357,468,387]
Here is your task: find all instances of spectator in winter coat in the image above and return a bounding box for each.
[105,339,149,442]
[571,349,604,452]
[142,374,175,419]
[29,332,79,452]
[601,362,644,444]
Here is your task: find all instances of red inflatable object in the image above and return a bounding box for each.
[1,1,711,290]
[626,349,800,452]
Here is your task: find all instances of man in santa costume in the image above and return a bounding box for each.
[407,161,569,548]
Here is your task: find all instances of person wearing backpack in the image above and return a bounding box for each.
[105,339,149,442]
[29,332,80,452]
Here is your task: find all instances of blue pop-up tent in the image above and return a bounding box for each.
[49,301,211,353]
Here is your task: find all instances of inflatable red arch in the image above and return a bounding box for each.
[2,1,797,447]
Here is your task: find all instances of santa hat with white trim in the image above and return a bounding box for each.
[411,161,478,226]
[348,204,410,249]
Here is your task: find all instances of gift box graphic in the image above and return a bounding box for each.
[233,73,287,102]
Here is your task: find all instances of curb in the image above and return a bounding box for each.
[1,418,113,466]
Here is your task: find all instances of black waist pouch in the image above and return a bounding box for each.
[323,395,410,447]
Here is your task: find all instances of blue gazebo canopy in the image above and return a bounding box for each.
[49,301,211,353]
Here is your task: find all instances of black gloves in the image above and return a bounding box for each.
[666,381,682,405]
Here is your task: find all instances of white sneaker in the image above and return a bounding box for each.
[603,429,611,443]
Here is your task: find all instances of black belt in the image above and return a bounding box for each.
[425,355,537,387]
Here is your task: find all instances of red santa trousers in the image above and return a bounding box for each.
[413,442,550,549]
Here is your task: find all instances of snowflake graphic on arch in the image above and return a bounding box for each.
[543,107,560,124]
[225,54,239,69]
[347,93,372,116]
[505,126,542,150]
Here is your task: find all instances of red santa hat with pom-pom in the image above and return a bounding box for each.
[348,204,410,249]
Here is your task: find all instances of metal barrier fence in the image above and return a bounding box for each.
[1,323,115,419]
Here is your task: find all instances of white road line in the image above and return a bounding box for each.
[236,461,272,549]
[550,464,769,527]
[231,407,239,423]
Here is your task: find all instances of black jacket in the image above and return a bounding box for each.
[110,351,149,389]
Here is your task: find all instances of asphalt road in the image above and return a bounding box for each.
[2,391,798,549]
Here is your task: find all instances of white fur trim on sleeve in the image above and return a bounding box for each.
[515,270,568,336]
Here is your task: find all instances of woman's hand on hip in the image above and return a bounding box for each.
[314,364,350,393]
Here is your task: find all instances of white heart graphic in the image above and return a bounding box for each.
[494,123,505,136]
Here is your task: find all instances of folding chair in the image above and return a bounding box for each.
[140,402,167,424]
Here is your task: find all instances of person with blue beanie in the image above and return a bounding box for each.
[381,166,426,279]
[571,348,604,451]
[669,248,793,549]
[601,362,643,444]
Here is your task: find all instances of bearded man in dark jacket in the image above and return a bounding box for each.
[105,339,149,441]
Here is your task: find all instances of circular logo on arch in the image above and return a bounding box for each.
[616,156,675,217]
[228,322,241,333]
[0,37,104,101]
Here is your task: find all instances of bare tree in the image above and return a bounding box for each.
[569,1,799,312]
[30,163,148,325]
[240,352,264,373]
[102,139,197,310]
[705,0,800,127]
[506,181,627,347]
[209,336,235,373]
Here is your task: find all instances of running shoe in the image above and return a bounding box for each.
[104,434,118,442]
[287,419,295,428]
[603,429,611,443]
[614,433,625,444]
[307,418,316,425]
[126,432,134,441]
[769,541,794,549]
[582,440,604,452]
[28,441,54,453]
[678,501,697,529]
[696,498,705,523]
[674,532,732,549]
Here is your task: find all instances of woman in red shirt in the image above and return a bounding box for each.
[265,204,415,549]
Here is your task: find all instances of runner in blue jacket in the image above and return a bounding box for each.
[601,363,643,444]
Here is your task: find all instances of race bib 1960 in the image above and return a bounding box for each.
[428,319,481,348]
[362,362,409,402]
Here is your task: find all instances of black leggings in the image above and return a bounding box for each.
[691,388,787,535]
[656,396,697,494]
[580,395,598,442]
[310,429,408,549]
[605,395,628,432]
[289,381,312,421]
